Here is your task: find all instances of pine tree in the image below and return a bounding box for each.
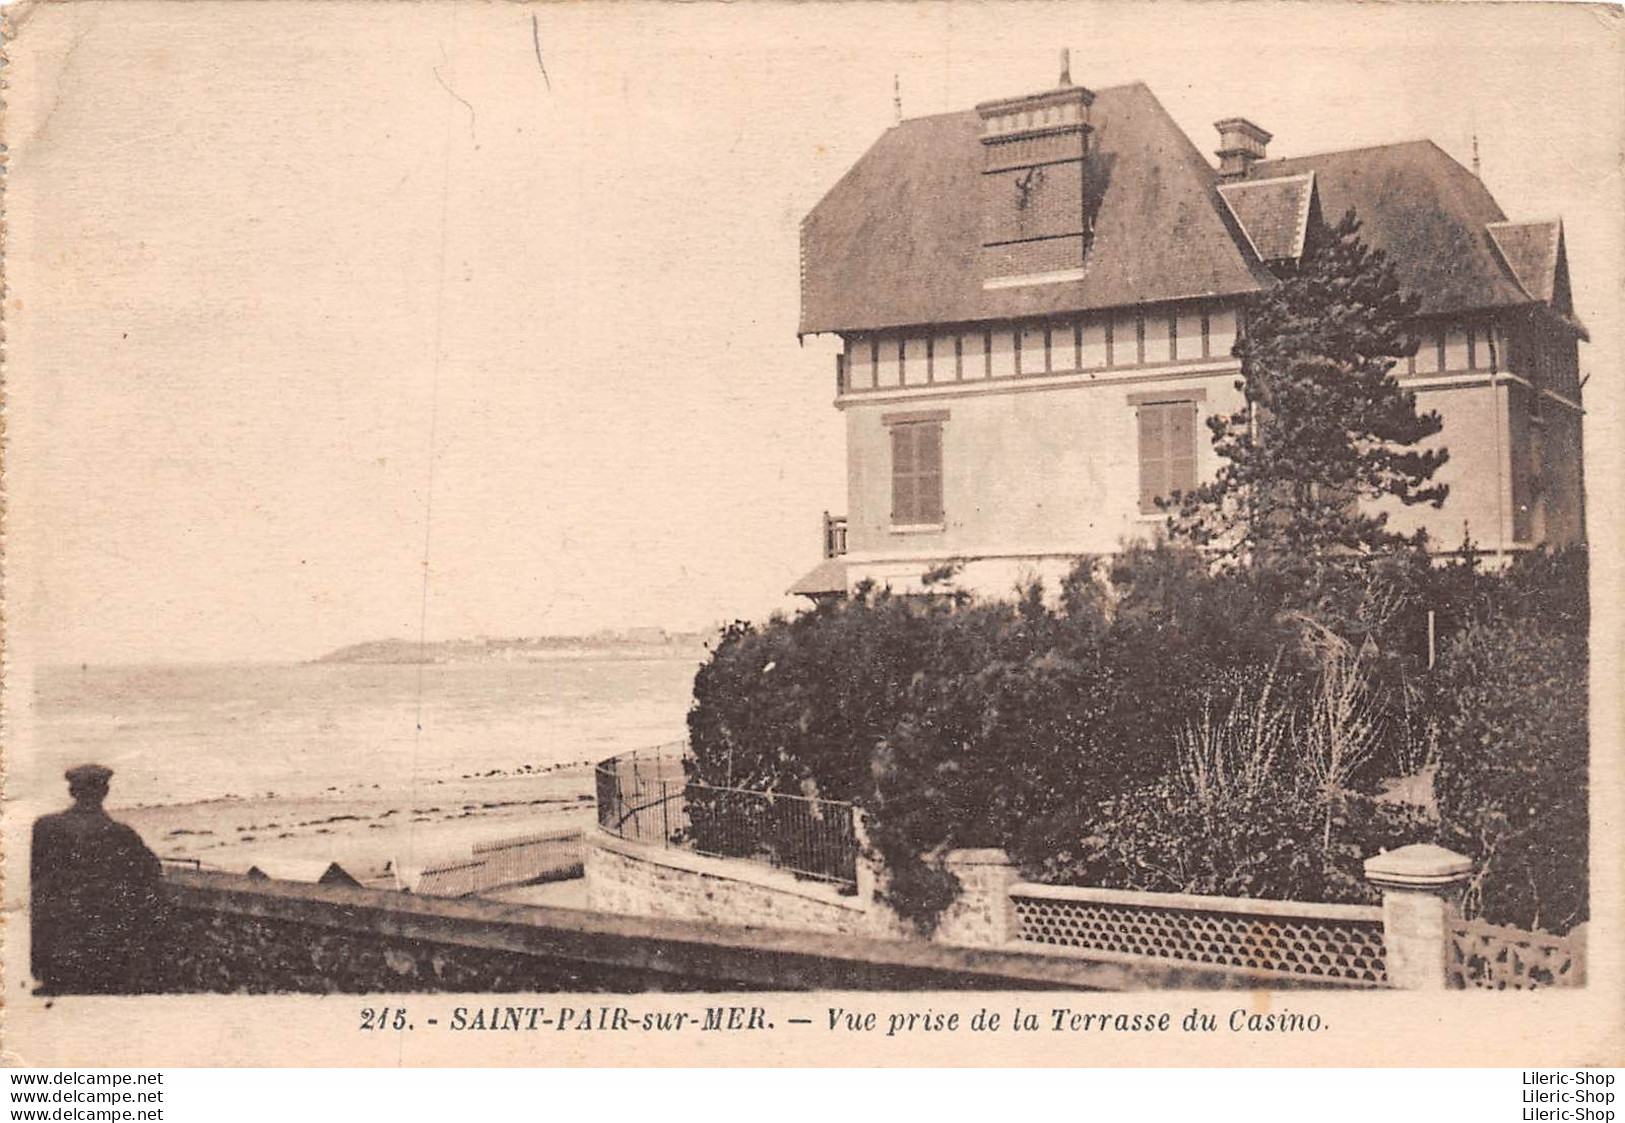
[1172,209,1448,567]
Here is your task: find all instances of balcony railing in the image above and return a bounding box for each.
[823,511,848,559]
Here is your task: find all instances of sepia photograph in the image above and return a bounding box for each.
[1,0,1621,1070]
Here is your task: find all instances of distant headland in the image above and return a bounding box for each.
[313,629,711,665]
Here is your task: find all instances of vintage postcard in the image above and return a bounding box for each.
[1,0,1621,1069]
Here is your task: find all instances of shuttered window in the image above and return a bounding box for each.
[1137,400,1198,513]
[891,421,944,526]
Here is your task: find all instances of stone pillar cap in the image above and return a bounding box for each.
[1364,843,1473,889]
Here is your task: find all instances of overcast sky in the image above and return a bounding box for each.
[7,0,1621,664]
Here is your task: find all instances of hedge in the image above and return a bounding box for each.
[686,544,1587,933]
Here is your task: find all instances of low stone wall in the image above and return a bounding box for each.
[145,869,1199,992]
[156,871,716,993]
[584,805,1496,992]
[587,832,873,936]
[587,830,1025,953]
[160,886,669,993]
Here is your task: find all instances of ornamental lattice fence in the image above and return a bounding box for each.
[592,749,1585,991]
[1447,917,1585,990]
[1009,882,1389,987]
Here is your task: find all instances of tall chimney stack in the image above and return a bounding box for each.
[1214,117,1272,180]
[975,69,1095,287]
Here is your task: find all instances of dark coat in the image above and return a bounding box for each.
[31,806,163,994]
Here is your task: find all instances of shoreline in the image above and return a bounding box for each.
[121,762,602,884]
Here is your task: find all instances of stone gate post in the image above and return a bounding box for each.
[1364,843,1473,989]
[933,850,1019,949]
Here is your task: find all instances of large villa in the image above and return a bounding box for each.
[791,65,1587,600]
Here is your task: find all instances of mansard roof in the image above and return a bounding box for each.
[1244,140,1533,318]
[802,85,1579,337]
[799,82,1275,336]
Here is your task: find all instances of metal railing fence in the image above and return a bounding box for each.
[595,749,859,891]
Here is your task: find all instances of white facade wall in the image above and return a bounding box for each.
[841,360,1244,588]
[829,307,1582,601]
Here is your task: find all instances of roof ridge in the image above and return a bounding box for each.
[895,107,977,126]
[1219,171,1315,191]
[1253,136,1443,168]
[1487,217,1563,231]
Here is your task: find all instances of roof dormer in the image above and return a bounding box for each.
[1217,172,1318,268]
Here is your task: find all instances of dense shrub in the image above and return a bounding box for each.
[1249,542,1588,784]
[1031,665,1432,904]
[688,583,1109,929]
[1432,618,1588,933]
[690,546,1333,929]
[1057,545,1306,792]
[1040,779,1431,905]
[686,543,1588,932]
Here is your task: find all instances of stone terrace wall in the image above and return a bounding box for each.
[155,873,716,993]
[160,894,673,994]
[145,870,1222,993]
[589,831,1022,952]
[586,833,873,937]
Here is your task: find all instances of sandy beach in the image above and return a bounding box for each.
[26,656,700,904]
[122,761,601,886]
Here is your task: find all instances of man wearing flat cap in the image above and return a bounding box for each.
[31,764,164,994]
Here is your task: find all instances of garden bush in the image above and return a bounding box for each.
[685,543,1588,933]
[1029,663,1432,905]
[1432,616,1588,933]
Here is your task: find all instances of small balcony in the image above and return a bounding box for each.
[822,511,848,559]
[788,513,850,600]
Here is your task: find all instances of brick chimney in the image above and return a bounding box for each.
[1214,117,1271,180]
[975,52,1095,288]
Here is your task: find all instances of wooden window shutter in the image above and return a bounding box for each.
[1168,403,1197,497]
[891,424,916,524]
[890,420,944,525]
[1138,400,1199,513]
[1138,406,1168,513]
[916,423,943,524]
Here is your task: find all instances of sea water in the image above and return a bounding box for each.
[25,652,705,809]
